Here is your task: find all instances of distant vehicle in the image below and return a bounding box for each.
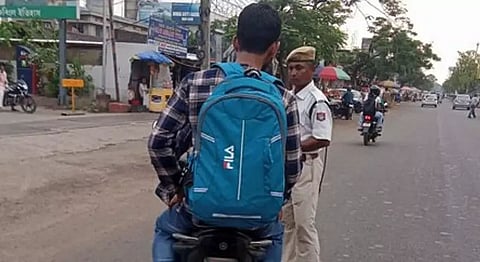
[421,94,438,108]
[452,94,471,110]
[336,88,363,113]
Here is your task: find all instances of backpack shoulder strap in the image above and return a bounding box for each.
[259,72,283,87]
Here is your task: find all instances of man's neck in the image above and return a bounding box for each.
[235,52,266,70]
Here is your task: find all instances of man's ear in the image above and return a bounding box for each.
[232,36,240,51]
[266,41,280,61]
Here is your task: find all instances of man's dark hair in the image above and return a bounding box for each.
[236,3,281,54]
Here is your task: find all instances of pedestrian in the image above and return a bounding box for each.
[468,94,479,119]
[148,3,302,262]
[282,46,333,262]
[139,78,149,109]
[0,64,7,110]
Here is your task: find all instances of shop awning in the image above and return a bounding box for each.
[130,51,174,65]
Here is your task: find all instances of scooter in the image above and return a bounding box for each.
[346,103,354,120]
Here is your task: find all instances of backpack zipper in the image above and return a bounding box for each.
[237,120,246,200]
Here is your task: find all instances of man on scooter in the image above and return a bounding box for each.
[358,85,384,132]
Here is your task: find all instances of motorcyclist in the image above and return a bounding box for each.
[358,85,384,132]
[341,86,354,119]
[148,3,302,261]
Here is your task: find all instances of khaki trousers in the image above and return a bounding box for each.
[282,154,324,262]
[0,88,5,108]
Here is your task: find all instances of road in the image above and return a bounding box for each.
[320,101,480,262]
[0,102,479,262]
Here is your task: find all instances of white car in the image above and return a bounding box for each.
[452,94,471,110]
[421,94,438,108]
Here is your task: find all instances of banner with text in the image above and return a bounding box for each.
[138,1,200,26]
[147,16,189,58]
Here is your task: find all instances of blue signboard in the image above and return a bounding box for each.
[171,3,200,25]
[137,1,200,26]
[15,45,33,93]
[147,16,189,58]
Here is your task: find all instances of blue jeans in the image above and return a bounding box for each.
[152,204,284,262]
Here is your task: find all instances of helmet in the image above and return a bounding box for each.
[370,85,381,96]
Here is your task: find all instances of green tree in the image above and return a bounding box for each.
[337,0,440,88]
[0,20,60,95]
[337,48,376,87]
[443,50,479,94]
[213,0,351,77]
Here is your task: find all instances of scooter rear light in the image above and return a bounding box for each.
[364,115,372,121]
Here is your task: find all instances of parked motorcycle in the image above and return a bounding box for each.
[360,114,380,146]
[330,101,343,119]
[4,80,37,113]
[345,103,354,120]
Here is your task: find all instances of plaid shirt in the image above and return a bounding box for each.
[148,66,302,205]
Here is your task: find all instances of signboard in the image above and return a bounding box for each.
[147,16,189,58]
[138,1,172,24]
[62,78,84,88]
[171,3,200,25]
[0,0,78,19]
[138,0,200,26]
[16,45,34,93]
[16,45,33,69]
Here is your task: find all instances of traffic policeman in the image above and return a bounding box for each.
[281,46,333,262]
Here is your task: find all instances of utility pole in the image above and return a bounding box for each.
[108,0,120,101]
[101,0,108,94]
[200,0,211,70]
[58,19,67,106]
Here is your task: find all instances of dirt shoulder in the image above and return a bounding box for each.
[0,140,165,262]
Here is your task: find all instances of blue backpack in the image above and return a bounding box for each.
[187,63,288,229]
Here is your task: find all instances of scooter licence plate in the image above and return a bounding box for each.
[362,123,371,127]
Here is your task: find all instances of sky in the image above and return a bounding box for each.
[344,0,480,83]
[79,0,124,16]
[78,0,477,83]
